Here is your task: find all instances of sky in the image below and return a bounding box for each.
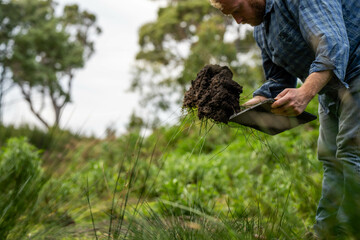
[3,0,166,137]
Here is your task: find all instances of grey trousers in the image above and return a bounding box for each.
[315,74,360,239]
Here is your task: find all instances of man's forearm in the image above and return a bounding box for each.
[245,70,333,115]
[299,70,333,100]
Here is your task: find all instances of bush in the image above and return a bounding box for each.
[0,137,45,239]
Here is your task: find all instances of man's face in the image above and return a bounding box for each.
[218,0,266,26]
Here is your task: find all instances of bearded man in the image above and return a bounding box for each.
[210,0,360,239]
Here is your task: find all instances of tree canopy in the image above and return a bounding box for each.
[0,0,101,129]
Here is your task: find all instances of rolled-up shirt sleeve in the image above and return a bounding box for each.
[298,0,349,84]
[253,49,297,98]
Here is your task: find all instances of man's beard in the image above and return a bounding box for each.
[249,0,266,25]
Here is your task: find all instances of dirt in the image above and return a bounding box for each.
[183,64,243,123]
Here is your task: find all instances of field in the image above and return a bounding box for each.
[0,99,326,239]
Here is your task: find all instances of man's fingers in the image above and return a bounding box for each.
[242,96,268,106]
[271,101,302,116]
[243,98,260,106]
[271,107,296,116]
[270,88,308,116]
[274,89,289,100]
[272,89,290,108]
[272,96,288,108]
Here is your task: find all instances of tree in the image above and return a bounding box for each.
[1,0,101,129]
[0,0,19,124]
[132,0,264,120]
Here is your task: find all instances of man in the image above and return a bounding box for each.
[210,0,360,239]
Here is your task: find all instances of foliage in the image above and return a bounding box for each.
[148,124,321,220]
[0,0,101,129]
[0,137,45,239]
[132,0,264,118]
[0,123,93,175]
[123,202,301,240]
[0,0,18,123]
[35,100,320,239]
[0,123,82,150]
[0,100,325,239]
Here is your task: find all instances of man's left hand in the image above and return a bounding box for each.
[271,87,312,116]
[270,71,334,116]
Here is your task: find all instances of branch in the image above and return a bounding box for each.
[19,82,50,129]
[49,86,60,128]
[60,71,74,109]
[0,68,15,95]
[39,86,46,113]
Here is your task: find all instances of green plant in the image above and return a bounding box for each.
[0,137,45,239]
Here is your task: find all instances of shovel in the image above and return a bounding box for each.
[228,99,317,135]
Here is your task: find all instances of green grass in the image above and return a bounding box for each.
[0,102,328,239]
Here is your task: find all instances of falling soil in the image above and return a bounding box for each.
[183,64,243,123]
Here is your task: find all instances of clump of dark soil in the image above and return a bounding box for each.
[183,64,243,123]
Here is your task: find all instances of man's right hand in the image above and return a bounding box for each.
[242,95,268,107]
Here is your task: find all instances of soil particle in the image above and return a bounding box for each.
[183,64,243,123]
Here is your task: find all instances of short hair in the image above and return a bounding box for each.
[209,0,223,10]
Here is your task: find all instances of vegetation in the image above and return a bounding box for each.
[0,101,325,239]
[0,0,101,128]
[0,0,345,239]
[0,138,45,239]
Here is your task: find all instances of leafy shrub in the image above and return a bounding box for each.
[0,124,51,150]
[0,137,45,239]
[133,122,322,238]
[0,124,88,163]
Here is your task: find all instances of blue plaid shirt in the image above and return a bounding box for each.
[253,0,360,110]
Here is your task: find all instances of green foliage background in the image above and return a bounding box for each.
[0,98,323,239]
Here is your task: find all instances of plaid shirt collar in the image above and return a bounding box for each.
[264,0,274,18]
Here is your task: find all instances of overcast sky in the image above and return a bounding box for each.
[3,0,166,137]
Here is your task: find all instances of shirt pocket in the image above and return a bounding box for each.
[275,25,312,59]
[272,24,314,78]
